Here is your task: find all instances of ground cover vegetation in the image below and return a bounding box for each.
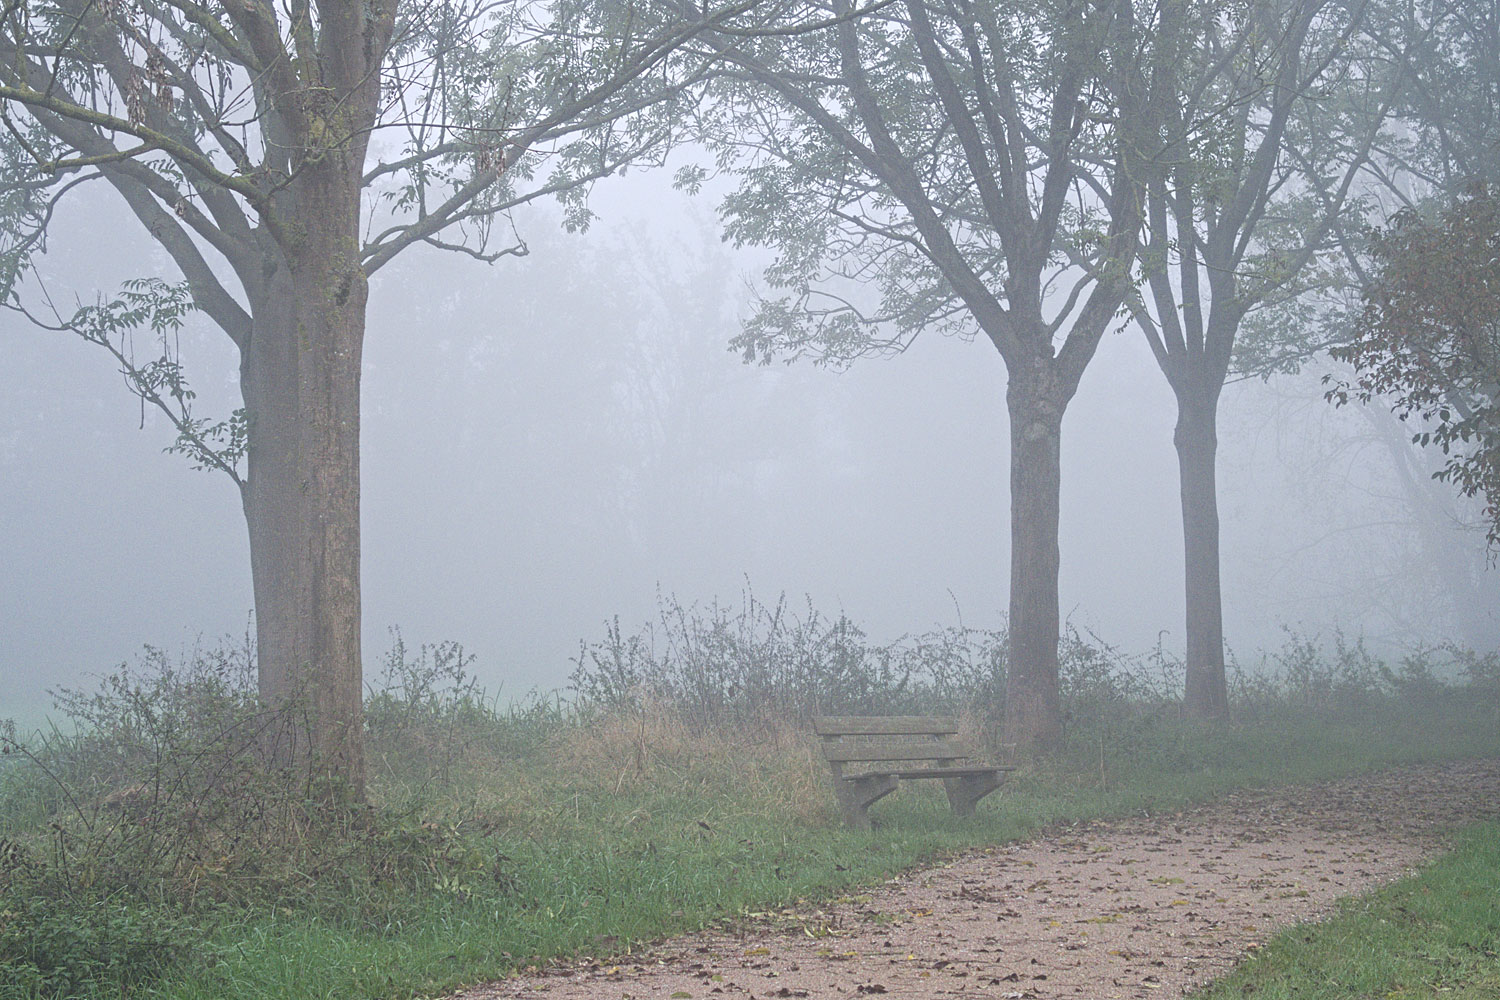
[2,597,1496,1000]
[1193,819,1500,1000]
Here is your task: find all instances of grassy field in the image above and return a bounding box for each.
[2,628,1497,1000]
[1194,819,1500,1000]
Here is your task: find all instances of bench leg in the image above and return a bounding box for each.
[943,772,1007,818]
[836,773,899,830]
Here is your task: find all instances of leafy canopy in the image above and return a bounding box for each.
[0,0,762,476]
[1327,186,1500,549]
[685,0,1151,378]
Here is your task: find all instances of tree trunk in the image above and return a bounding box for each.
[1174,382,1229,721]
[240,192,369,801]
[1003,365,1066,750]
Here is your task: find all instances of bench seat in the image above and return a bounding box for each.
[847,766,1014,780]
[813,716,1014,829]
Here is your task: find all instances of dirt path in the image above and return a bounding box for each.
[455,759,1500,1000]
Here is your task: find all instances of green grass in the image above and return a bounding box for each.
[97,697,1498,1000]
[1194,820,1500,1000]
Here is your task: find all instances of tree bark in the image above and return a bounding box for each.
[1003,362,1067,750]
[1173,380,1229,721]
[239,162,370,801]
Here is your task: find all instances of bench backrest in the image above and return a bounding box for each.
[813,715,959,737]
[812,715,972,763]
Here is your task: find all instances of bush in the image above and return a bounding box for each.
[0,634,540,995]
[568,587,1194,743]
[0,889,190,998]
[1234,628,1388,711]
[568,588,949,728]
[571,590,1499,757]
[1229,628,1497,716]
[365,629,567,788]
[1456,644,1500,697]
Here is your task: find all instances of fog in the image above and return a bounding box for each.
[3,167,1495,720]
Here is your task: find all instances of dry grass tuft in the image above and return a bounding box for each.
[548,700,836,825]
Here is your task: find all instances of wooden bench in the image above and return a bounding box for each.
[813,716,1016,829]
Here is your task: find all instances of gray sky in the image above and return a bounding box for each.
[2,168,1494,722]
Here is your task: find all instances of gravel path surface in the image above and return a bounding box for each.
[454,758,1500,1000]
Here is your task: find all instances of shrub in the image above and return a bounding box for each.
[0,888,190,998]
[0,634,539,994]
[365,629,567,789]
[568,587,1009,730]
[571,590,1499,753]
[568,587,1197,744]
